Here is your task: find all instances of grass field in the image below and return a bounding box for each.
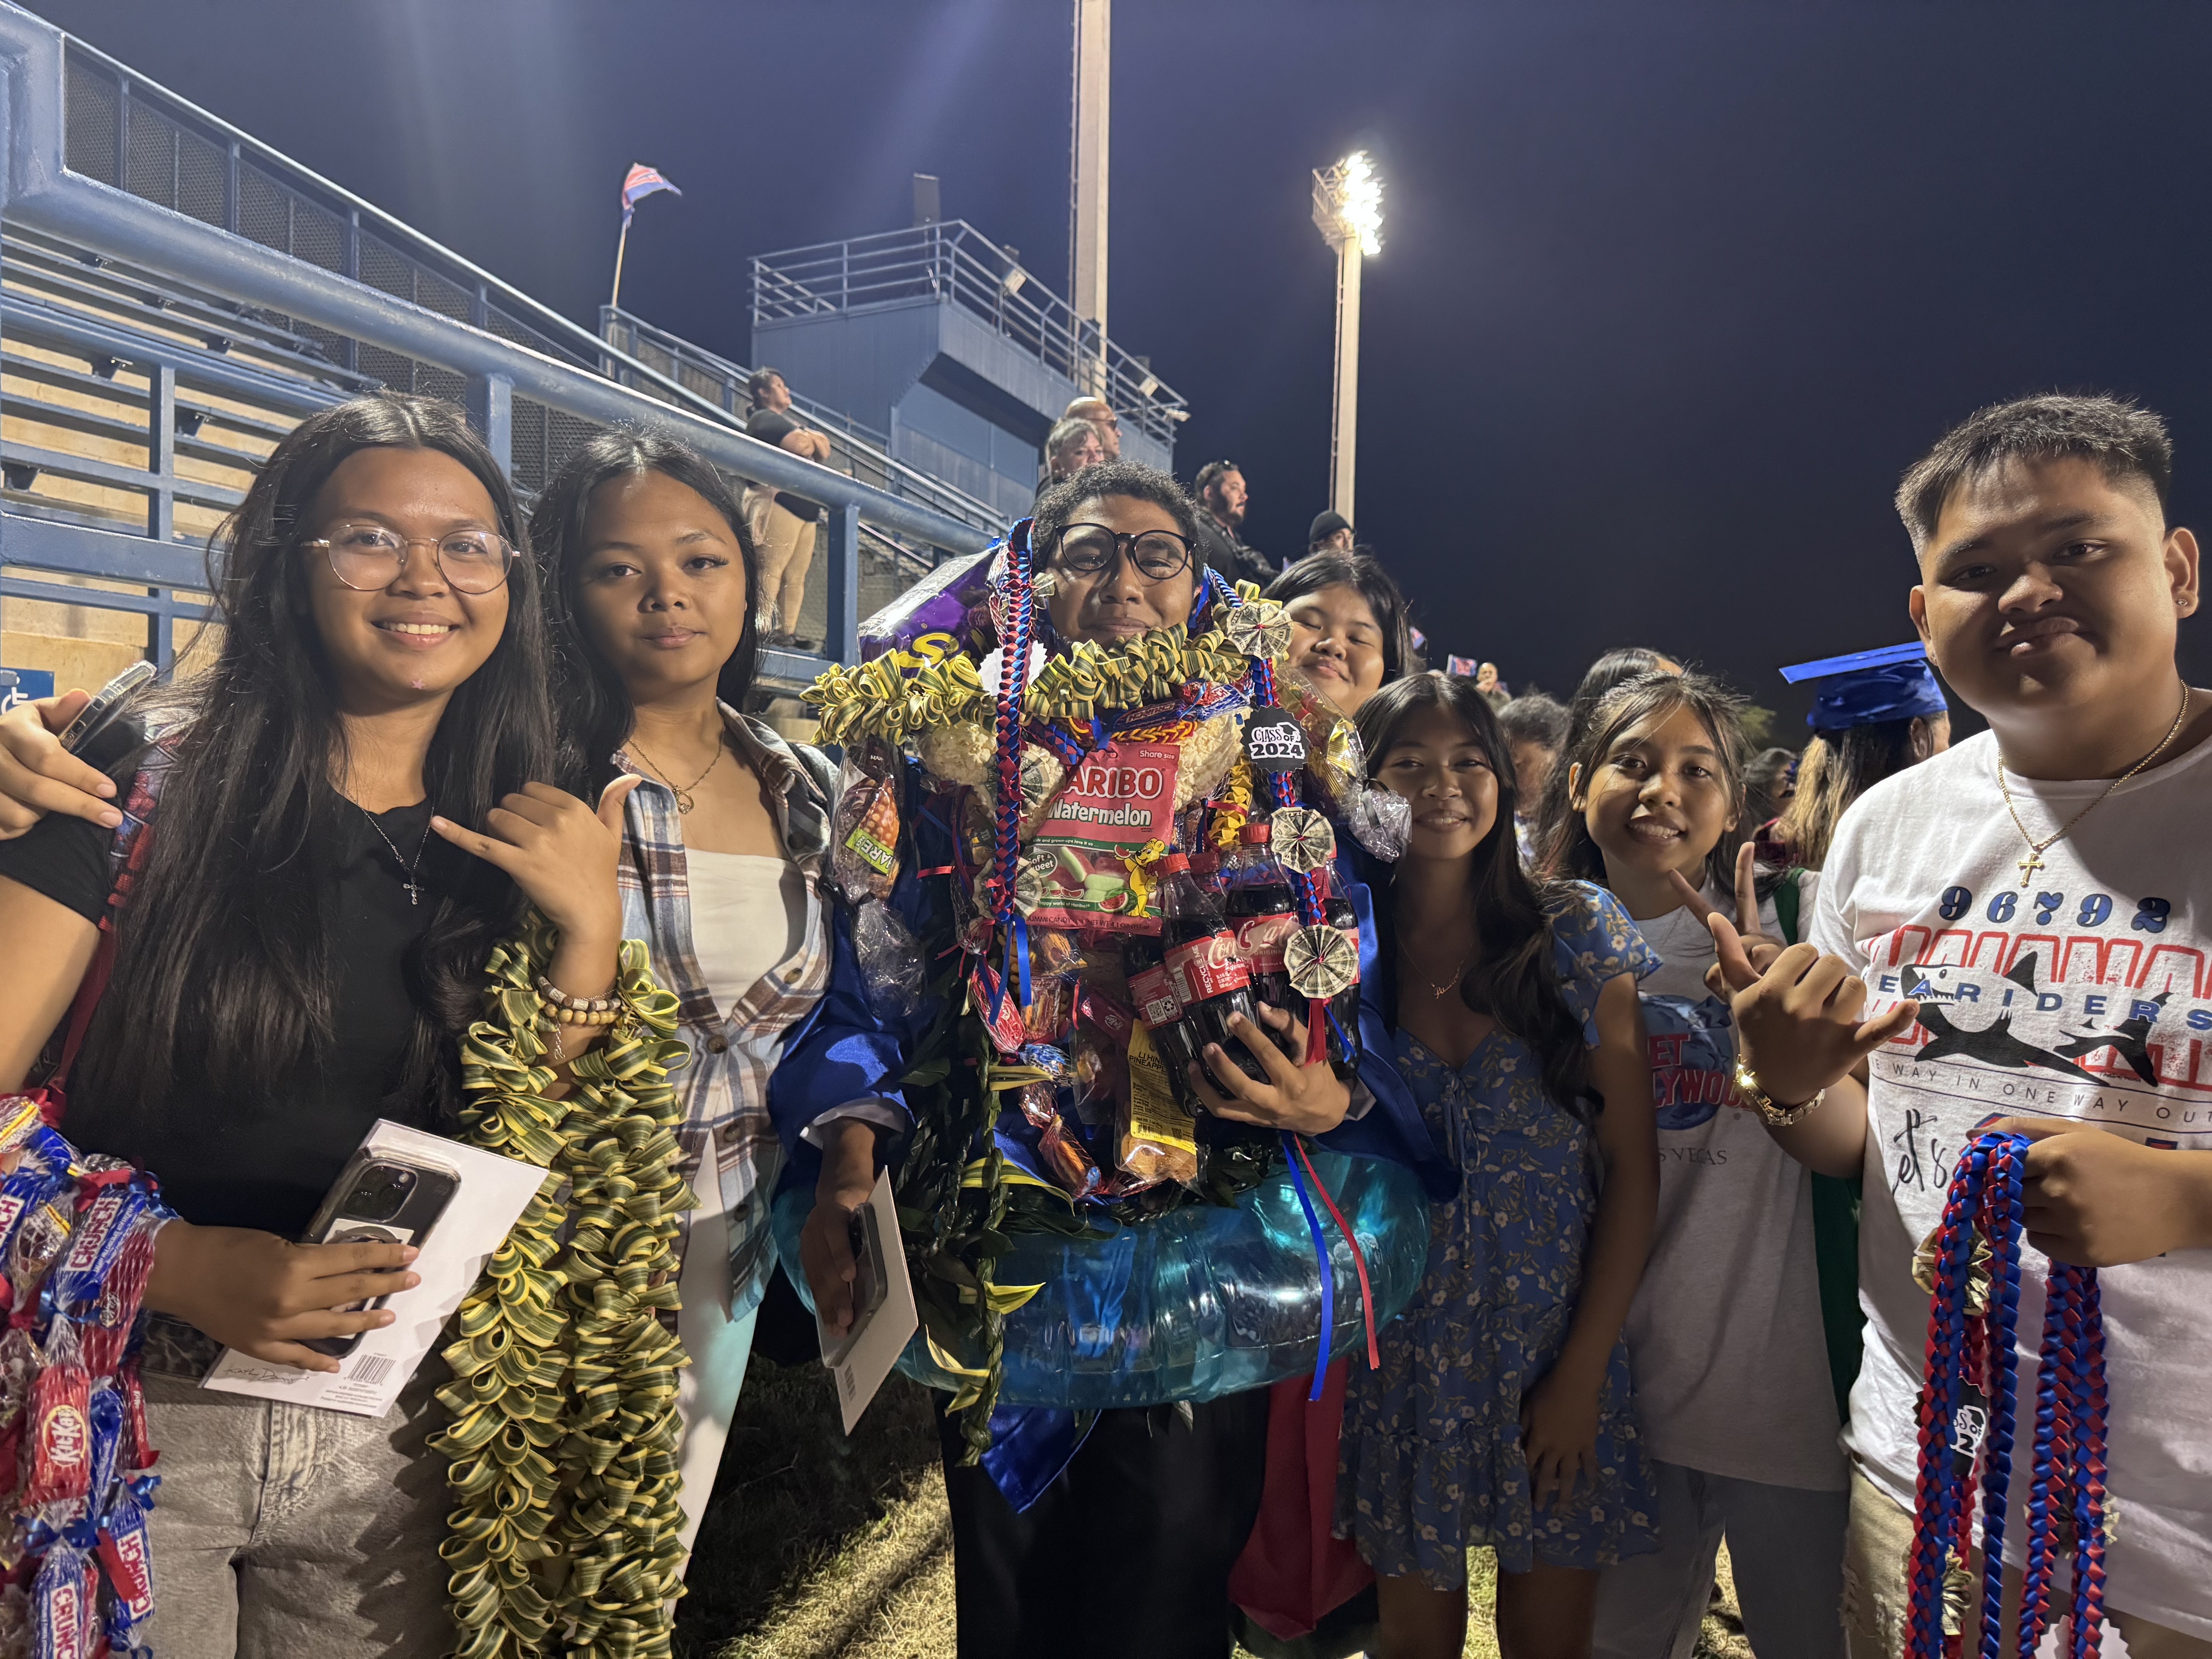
[675,1355,1754,1659]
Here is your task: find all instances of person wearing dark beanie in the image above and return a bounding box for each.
[1309,510,1355,553]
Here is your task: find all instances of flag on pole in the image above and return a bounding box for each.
[1445,654,1478,677]
[620,163,680,223]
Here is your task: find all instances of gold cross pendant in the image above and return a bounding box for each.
[2016,848,2047,888]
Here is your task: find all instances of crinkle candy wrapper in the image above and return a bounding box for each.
[852,899,927,1017]
[1349,783,1412,860]
[29,1537,96,1659]
[830,749,902,904]
[857,547,996,663]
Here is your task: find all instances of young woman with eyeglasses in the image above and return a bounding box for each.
[0,395,643,1656]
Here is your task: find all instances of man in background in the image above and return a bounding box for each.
[743,367,830,650]
[1065,395,1121,460]
[1309,510,1355,555]
[1193,459,1277,589]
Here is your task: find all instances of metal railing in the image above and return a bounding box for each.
[751,221,1189,444]
[0,2,995,688]
[599,306,1005,538]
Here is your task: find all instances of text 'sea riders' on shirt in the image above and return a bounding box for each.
[1813,728,2212,1638]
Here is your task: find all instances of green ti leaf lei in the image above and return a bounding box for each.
[433,915,696,1659]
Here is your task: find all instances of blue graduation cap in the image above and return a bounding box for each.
[1779,642,1948,732]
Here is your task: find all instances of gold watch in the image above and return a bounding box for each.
[1733,1057,1826,1127]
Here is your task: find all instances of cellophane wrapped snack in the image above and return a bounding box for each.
[831,744,901,904]
[1117,1025,1200,1188]
[852,900,926,1018]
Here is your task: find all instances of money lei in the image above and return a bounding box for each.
[436,916,696,1659]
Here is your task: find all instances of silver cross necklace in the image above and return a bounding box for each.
[357,802,434,906]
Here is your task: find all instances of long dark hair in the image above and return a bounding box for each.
[1357,673,1594,1121]
[1532,645,1679,875]
[1265,550,1413,685]
[1544,670,1751,897]
[532,429,763,792]
[1772,718,1928,870]
[72,393,556,1139]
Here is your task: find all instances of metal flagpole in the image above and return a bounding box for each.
[610,210,634,314]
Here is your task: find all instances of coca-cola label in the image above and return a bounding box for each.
[1166,931,1250,1006]
[1233,912,1298,977]
[1128,963,1182,1029]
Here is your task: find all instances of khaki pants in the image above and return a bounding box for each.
[143,1366,450,1658]
[742,486,818,635]
[1842,1468,2212,1659]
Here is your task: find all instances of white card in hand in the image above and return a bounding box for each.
[819,1169,919,1434]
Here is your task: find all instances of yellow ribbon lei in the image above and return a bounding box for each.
[805,622,1257,746]
[434,917,696,1659]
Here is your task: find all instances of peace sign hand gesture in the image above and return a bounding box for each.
[1667,841,1787,989]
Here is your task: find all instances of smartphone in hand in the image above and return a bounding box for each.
[297,1153,457,1359]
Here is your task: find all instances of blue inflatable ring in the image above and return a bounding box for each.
[773,1146,1431,1409]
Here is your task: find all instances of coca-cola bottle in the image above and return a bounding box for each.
[1322,890,1364,1081]
[1222,822,1302,1060]
[1123,933,1207,1112]
[1156,852,1269,1082]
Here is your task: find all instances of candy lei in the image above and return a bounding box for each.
[0,1100,169,1657]
[1907,1131,2109,1659]
[435,915,694,1659]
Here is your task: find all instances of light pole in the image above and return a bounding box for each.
[1311,151,1382,522]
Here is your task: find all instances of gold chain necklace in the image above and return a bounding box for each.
[1398,938,1476,1001]
[1996,686,2191,888]
[630,732,725,814]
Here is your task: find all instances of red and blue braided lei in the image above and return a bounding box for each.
[1907,1130,2109,1659]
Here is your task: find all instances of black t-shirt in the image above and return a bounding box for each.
[0,799,443,1237]
[744,407,824,519]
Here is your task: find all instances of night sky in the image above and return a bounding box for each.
[36,0,2212,735]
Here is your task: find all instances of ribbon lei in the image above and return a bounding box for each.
[1905,1131,2107,1659]
[1280,1131,1334,1402]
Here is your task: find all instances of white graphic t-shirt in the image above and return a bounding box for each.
[1813,728,2212,1638]
[1626,891,1848,1490]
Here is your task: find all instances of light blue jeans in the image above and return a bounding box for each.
[1590,1458,1848,1659]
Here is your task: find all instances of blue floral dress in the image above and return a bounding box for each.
[1337,883,1661,1585]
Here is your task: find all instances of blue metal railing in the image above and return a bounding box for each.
[751,221,1190,445]
[0,1,995,687]
[599,305,1005,538]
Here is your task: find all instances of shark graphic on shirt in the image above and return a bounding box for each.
[1899,952,2172,1085]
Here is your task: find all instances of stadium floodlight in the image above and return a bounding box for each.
[1311,151,1383,519]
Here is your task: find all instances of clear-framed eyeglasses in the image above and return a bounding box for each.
[304,521,520,595]
[1051,522,1194,580]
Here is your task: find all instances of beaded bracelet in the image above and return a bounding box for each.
[534,974,620,1025]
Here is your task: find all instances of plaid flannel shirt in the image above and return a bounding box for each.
[616,709,834,1319]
